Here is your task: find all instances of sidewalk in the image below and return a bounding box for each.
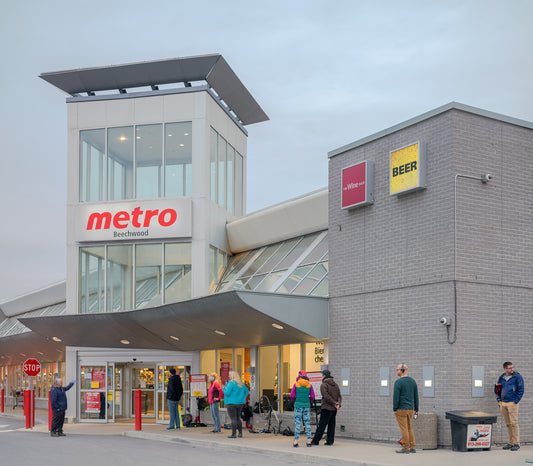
[3,409,532,466]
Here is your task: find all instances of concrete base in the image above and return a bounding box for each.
[412,412,438,449]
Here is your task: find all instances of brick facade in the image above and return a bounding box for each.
[328,106,533,446]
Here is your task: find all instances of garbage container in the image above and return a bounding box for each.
[445,411,497,452]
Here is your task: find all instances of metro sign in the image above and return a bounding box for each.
[23,359,41,377]
[74,199,193,242]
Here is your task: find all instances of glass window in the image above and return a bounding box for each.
[292,262,328,295]
[210,128,217,203]
[226,145,234,214]
[135,244,162,308]
[200,350,216,378]
[300,235,328,265]
[235,151,243,216]
[80,246,105,314]
[280,344,301,411]
[107,245,133,312]
[278,265,314,294]
[165,122,192,197]
[136,124,162,199]
[209,246,227,293]
[217,135,226,208]
[80,129,105,202]
[310,277,328,296]
[164,243,192,303]
[259,346,278,410]
[304,342,324,372]
[108,126,133,200]
[274,234,319,271]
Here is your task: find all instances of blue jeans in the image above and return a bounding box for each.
[294,407,311,440]
[210,401,220,431]
[168,400,180,429]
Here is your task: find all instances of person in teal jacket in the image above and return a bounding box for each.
[290,370,315,447]
[223,371,249,438]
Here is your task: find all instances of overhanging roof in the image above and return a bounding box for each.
[0,331,65,366]
[19,291,328,352]
[39,54,269,125]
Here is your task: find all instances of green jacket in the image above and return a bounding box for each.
[393,376,419,411]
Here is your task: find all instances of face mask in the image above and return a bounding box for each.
[210,376,215,382]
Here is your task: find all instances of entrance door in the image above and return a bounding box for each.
[79,364,112,422]
[131,366,156,418]
[156,365,189,424]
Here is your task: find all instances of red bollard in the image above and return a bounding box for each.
[48,391,52,431]
[135,389,142,431]
[32,390,35,427]
[1,388,4,413]
[24,390,31,429]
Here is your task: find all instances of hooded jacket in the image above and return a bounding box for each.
[290,377,316,408]
[320,376,342,411]
[496,371,524,404]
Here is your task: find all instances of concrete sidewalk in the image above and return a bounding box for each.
[3,410,532,466]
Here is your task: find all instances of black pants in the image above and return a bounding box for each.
[226,404,243,435]
[312,409,337,445]
[51,409,66,433]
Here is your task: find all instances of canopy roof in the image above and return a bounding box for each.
[19,291,328,355]
[39,54,268,125]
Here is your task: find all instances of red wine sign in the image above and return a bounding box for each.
[341,160,374,209]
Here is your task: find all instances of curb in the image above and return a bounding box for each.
[122,430,385,466]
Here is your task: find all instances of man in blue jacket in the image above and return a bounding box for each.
[50,378,75,437]
[495,361,524,451]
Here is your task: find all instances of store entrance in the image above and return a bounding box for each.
[79,361,189,423]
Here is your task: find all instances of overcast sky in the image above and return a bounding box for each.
[1,0,532,301]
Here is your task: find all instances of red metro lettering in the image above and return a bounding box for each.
[87,207,178,230]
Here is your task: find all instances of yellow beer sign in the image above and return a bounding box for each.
[390,141,427,195]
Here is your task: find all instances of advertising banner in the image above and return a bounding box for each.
[390,141,427,195]
[190,374,207,397]
[308,372,323,400]
[91,368,106,389]
[220,362,230,386]
[341,160,374,209]
[466,424,492,449]
[85,392,101,413]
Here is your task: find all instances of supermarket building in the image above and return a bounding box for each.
[1,54,532,447]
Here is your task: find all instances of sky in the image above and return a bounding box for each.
[1,0,532,301]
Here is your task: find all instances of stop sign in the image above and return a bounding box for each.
[23,359,41,377]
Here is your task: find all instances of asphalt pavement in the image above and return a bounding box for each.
[2,409,532,466]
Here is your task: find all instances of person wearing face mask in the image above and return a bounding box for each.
[208,372,224,433]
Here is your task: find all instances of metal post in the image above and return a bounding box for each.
[1,388,4,413]
[24,390,31,429]
[135,389,142,431]
[48,391,52,431]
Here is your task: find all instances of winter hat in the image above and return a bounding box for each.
[322,369,331,379]
[169,368,176,375]
[298,370,308,379]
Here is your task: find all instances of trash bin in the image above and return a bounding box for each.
[445,411,497,452]
[412,412,438,449]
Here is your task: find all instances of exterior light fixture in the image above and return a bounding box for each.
[425,380,433,388]
[170,335,180,341]
[272,323,284,330]
[215,330,226,336]
[381,380,388,387]
[120,340,130,345]
[52,336,62,342]
[474,379,483,388]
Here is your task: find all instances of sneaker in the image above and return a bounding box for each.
[410,448,417,453]
[238,432,242,438]
[50,432,58,437]
[166,427,175,430]
[57,432,66,436]
[502,443,513,450]
[396,449,410,454]
[228,434,236,439]
[510,444,520,451]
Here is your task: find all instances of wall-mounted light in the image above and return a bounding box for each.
[381,380,388,387]
[272,323,284,330]
[341,368,350,395]
[424,380,433,388]
[474,379,483,388]
[423,366,435,397]
[380,367,390,396]
[472,366,484,397]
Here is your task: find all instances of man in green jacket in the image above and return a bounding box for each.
[393,363,419,454]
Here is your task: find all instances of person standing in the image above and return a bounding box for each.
[166,367,183,430]
[208,372,224,433]
[310,369,341,446]
[223,370,249,438]
[495,361,524,451]
[393,363,419,454]
[290,370,315,447]
[50,378,75,437]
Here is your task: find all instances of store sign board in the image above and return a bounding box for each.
[75,199,192,242]
[308,372,323,400]
[341,160,374,209]
[85,392,101,413]
[390,141,427,195]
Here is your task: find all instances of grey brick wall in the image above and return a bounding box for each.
[328,108,533,446]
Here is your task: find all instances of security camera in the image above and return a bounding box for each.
[440,317,451,326]
[133,358,137,362]
[481,174,493,183]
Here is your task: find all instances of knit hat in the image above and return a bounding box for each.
[298,370,308,379]
[322,369,331,379]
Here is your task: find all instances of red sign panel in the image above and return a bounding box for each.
[23,359,41,377]
[220,362,230,386]
[341,161,374,209]
[85,392,101,413]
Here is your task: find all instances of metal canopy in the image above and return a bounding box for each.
[19,291,328,352]
[0,332,65,366]
[39,54,269,125]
